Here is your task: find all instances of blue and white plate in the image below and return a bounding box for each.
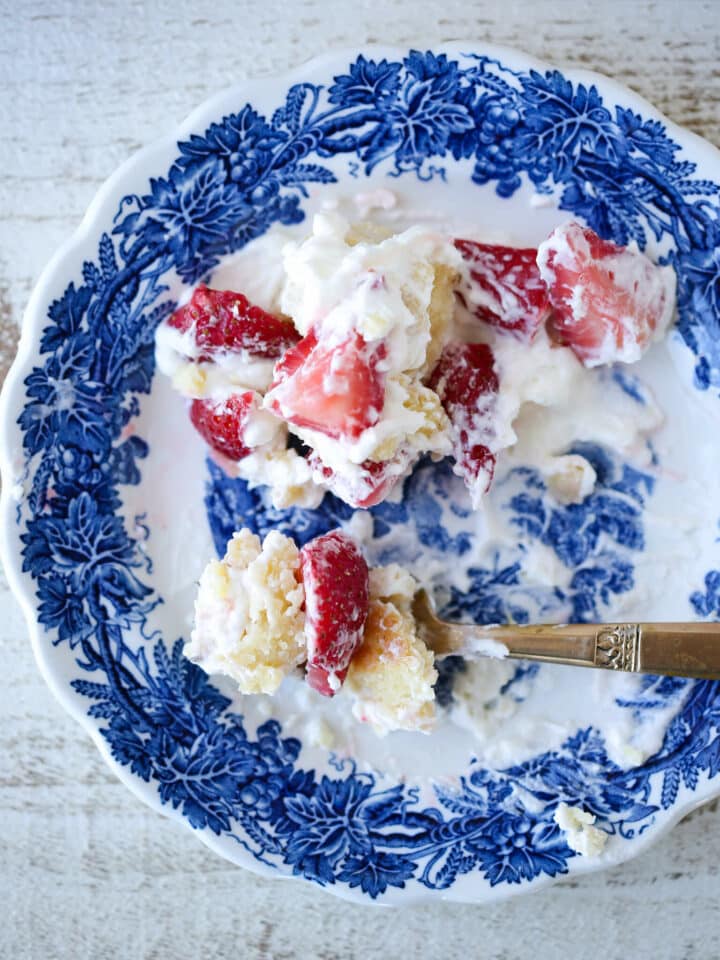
[3,44,720,905]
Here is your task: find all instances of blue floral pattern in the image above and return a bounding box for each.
[13,49,720,901]
[206,443,653,628]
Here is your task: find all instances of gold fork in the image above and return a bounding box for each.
[412,590,720,680]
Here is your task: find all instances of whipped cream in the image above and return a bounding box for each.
[489,324,664,488]
[159,193,692,764]
[156,205,671,514]
[280,210,458,358]
[268,211,459,492]
[155,321,276,399]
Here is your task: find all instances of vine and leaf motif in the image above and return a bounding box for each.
[16,50,720,898]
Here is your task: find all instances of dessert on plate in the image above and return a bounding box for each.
[157,206,676,737]
[187,525,437,735]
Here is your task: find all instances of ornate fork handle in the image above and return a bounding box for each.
[504,622,720,678]
[595,625,639,671]
[412,591,720,680]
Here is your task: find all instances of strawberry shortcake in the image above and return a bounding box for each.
[160,208,677,735]
[156,212,674,515]
[188,525,436,734]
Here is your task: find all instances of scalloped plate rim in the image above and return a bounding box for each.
[2,41,720,905]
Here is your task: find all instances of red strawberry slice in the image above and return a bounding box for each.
[299,530,370,697]
[189,391,259,461]
[428,342,499,506]
[266,330,387,441]
[537,221,673,367]
[308,451,405,509]
[270,327,319,382]
[168,284,300,360]
[455,239,550,342]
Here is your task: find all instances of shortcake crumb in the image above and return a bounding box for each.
[186,529,305,694]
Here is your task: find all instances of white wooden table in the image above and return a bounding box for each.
[2,2,720,957]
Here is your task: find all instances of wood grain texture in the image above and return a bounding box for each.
[1,1,719,957]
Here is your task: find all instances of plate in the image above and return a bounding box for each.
[2,43,720,905]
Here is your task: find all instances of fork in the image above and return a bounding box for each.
[411,589,720,680]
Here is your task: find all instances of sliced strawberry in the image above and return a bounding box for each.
[308,451,404,508]
[299,530,370,697]
[189,391,259,461]
[537,221,673,367]
[428,342,499,506]
[266,330,387,441]
[168,284,300,360]
[270,327,319,382]
[455,239,550,342]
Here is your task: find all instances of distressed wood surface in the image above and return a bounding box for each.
[2,2,720,957]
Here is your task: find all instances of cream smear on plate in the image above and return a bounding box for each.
[159,189,706,784]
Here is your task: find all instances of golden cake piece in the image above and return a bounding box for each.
[186,529,306,695]
[423,262,458,376]
[345,219,394,246]
[171,361,208,398]
[236,446,326,510]
[345,582,437,736]
[367,376,450,463]
[348,222,458,376]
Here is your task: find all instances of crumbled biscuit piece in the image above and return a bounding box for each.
[187,529,306,694]
[172,362,207,398]
[345,597,437,735]
[368,377,450,463]
[544,454,597,504]
[423,263,458,376]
